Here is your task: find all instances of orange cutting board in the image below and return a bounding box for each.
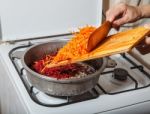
[47,26,150,68]
[78,26,150,61]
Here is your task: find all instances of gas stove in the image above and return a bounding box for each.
[0,35,150,114]
[1,0,150,113]
[9,41,150,106]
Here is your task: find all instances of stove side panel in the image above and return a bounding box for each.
[0,59,28,114]
[97,101,150,114]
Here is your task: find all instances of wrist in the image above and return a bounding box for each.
[137,5,150,18]
[136,6,143,19]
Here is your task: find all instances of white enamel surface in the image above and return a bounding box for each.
[0,0,102,41]
[0,36,150,114]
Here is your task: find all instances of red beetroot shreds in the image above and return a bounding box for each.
[31,26,97,79]
[32,55,54,74]
[31,52,95,80]
[42,64,84,79]
[32,60,45,73]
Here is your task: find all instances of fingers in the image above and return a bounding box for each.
[136,37,150,55]
[113,15,128,26]
[144,24,150,45]
[106,9,123,22]
[106,3,128,29]
[144,24,150,29]
[106,3,127,23]
[106,3,142,29]
[145,37,150,45]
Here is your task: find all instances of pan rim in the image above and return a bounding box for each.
[22,41,107,83]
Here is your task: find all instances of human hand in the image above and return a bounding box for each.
[136,24,150,55]
[106,3,142,29]
[144,24,150,45]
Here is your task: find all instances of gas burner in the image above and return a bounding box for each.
[113,68,128,81]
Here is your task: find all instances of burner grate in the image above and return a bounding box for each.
[9,43,150,107]
[98,53,150,95]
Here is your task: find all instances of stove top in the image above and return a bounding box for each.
[1,36,150,114]
[9,41,150,107]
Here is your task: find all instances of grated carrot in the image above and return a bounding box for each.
[51,26,96,63]
[32,26,96,75]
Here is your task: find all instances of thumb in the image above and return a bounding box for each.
[145,37,150,45]
[144,24,150,45]
[144,24,150,29]
[113,16,128,26]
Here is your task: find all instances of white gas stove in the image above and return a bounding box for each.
[1,0,150,114]
[0,36,150,114]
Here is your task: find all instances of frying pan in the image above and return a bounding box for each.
[22,40,116,96]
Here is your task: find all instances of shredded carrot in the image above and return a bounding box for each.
[32,26,96,79]
[51,26,96,63]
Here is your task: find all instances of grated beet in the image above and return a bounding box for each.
[32,55,95,79]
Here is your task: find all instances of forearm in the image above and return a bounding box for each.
[138,5,150,18]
